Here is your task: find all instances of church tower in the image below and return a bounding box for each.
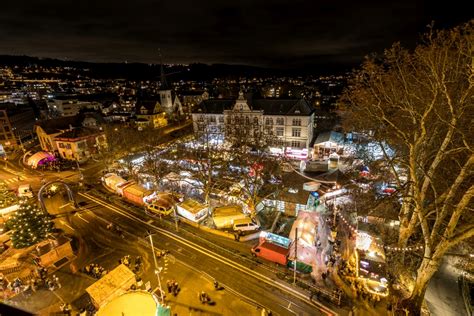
[158,53,173,115]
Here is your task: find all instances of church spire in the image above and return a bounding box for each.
[159,49,169,90]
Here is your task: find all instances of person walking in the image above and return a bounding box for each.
[167,280,172,293]
[173,281,179,296]
[53,275,61,289]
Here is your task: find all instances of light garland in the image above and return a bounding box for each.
[334,208,423,252]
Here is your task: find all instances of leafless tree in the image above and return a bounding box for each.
[341,21,474,314]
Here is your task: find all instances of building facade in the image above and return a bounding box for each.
[35,115,106,162]
[47,99,101,117]
[54,128,107,163]
[192,92,314,158]
[0,110,17,151]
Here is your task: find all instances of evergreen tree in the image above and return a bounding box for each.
[0,183,16,208]
[7,199,54,249]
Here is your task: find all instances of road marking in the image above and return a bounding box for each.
[77,214,90,223]
[59,220,75,231]
[50,289,65,303]
[80,192,337,316]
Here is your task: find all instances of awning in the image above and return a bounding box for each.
[27,151,55,168]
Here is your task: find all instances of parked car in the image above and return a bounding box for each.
[233,218,260,233]
[145,203,173,217]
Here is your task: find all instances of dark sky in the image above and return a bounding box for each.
[0,0,471,70]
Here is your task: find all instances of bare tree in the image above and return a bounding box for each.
[225,115,283,219]
[341,21,473,314]
[179,120,230,205]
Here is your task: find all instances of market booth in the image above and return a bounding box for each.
[176,199,208,223]
[354,223,389,296]
[97,291,170,316]
[86,264,136,309]
[288,211,318,273]
[27,151,55,169]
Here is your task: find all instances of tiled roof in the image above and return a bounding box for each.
[314,131,344,144]
[250,99,313,116]
[193,98,313,116]
[135,99,159,115]
[55,127,101,140]
[192,99,234,114]
[35,115,82,134]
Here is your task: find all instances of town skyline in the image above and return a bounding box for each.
[0,0,471,69]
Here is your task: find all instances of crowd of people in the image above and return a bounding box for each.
[199,291,213,305]
[83,263,107,279]
[166,279,180,296]
[119,255,142,273]
[0,267,62,300]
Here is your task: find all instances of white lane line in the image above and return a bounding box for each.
[59,219,75,231]
[77,214,90,223]
[80,192,337,316]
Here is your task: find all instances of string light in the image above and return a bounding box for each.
[334,208,423,252]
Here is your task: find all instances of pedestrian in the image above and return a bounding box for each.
[167,280,172,293]
[31,279,37,292]
[213,280,219,289]
[173,281,179,296]
[53,275,61,289]
[64,303,72,316]
[47,279,54,291]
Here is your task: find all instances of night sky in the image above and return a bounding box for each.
[0,0,471,70]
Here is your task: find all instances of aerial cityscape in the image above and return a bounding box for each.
[0,1,472,316]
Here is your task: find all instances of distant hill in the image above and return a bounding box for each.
[0,55,351,80]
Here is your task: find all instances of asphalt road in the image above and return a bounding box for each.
[75,190,342,316]
[425,258,469,316]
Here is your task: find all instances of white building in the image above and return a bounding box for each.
[191,92,314,159]
[47,98,101,117]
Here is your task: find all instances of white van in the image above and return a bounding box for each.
[17,184,33,199]
[233,218,260,233]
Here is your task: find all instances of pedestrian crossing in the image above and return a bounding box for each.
[1,176,26,184]
[1,166,27,184]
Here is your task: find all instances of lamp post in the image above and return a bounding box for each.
[293,227,298,285]
[146,230,165,303]
[172,206,179,232]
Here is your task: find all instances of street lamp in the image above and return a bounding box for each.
[146,230,165,303]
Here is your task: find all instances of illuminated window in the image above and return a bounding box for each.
[276,127,284,136]
[292,118,301,126]
[291,141,300,148]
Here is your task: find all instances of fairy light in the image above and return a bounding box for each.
[334,208,423,252]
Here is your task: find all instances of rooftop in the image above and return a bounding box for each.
[178,199,207,214]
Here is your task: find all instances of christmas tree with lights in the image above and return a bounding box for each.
[6,199,54,249]
[0,182,16,209]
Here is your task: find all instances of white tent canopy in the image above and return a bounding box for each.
[27,151,55,168]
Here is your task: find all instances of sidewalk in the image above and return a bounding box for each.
[163,271,260,316]
[158,258,261,316]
